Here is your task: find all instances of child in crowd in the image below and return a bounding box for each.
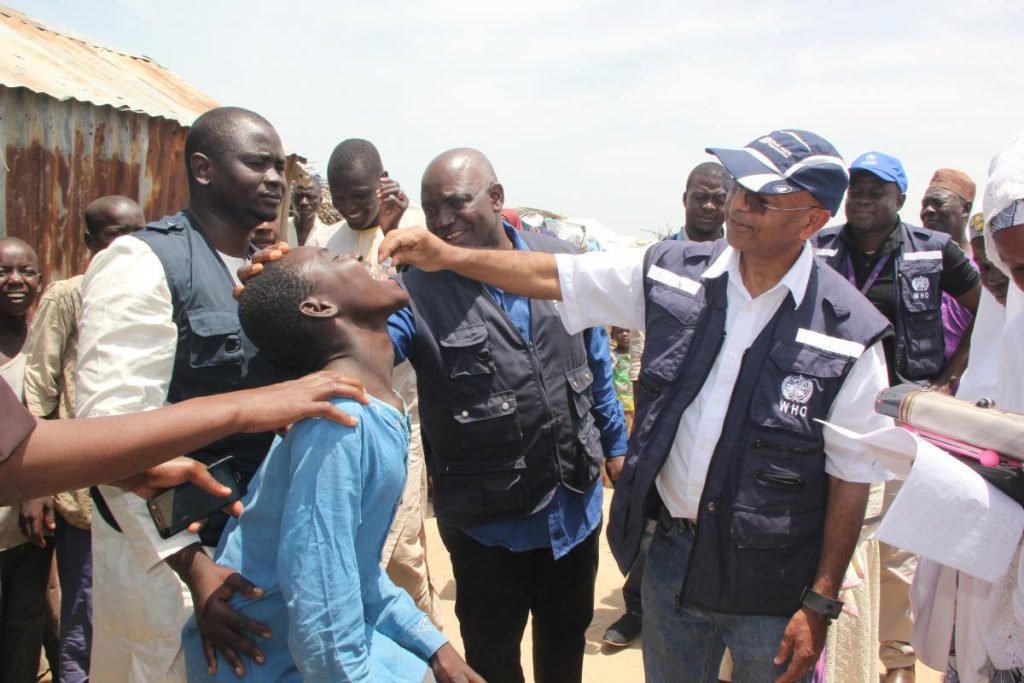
[182,247,480,682]
[610,327,633,433]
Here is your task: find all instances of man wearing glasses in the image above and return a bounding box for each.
[603,160,731,649]
[380,130,894,683]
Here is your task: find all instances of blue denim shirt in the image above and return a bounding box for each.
[388,224,627,559]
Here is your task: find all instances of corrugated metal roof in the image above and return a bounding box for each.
[0,6,219,126]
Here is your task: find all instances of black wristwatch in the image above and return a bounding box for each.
[800,587,843,621]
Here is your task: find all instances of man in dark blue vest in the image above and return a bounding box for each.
[812,152,980,683]
[603,160,732,649]
[77,107,293,681]
[813,152,980,392]
[386,148,628,683]
[381,130,895,683]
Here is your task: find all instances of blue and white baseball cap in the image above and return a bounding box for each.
[848,151,908,193]
[706,129,848,215]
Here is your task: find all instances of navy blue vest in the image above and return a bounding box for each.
[607,239,892,616]
[134,210,285,545]
[814,223,948,383]
[398,231,604,527]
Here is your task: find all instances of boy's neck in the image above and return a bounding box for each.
[321,330,400,412]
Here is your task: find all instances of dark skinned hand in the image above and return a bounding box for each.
[430,643,487,683]
[773,607,827,682]
[181,547,270,677]
[18,496,55,547]
[377,173,410,235]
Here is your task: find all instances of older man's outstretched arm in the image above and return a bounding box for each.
[380,227,563,300]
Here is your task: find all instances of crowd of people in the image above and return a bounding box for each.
[0,104,1022,683]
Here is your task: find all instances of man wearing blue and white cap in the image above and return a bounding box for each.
[814,153,980,682]
[379,129,895,682]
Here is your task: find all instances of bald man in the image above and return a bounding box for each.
[385,148,628,683]
[76,107,289,682]
[21,195,143,682]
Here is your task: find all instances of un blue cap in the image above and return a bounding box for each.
[848,151,908,193]
[706,129,849,216]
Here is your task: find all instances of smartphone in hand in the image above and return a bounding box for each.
[146,456,244,539]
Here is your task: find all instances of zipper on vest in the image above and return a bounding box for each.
[752,470,804,489]
[750,439,816,455]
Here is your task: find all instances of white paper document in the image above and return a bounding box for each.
[819,422,1024,583]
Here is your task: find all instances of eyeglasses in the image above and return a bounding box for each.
[727,184,822,215]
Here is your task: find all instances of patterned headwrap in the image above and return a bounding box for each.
[990,199,1024,235]
[969,212,986,241]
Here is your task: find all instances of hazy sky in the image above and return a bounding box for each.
[15,0,1023,237]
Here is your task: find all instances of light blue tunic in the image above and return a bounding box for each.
[183,397,447,682]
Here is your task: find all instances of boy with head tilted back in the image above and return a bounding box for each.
[182,247,479,682]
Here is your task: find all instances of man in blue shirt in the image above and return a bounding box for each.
[387,148,627,683]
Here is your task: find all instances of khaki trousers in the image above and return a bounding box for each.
[381,426,444,630]
[879,480,918,670]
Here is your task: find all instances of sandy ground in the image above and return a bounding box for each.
[424,494,944,683]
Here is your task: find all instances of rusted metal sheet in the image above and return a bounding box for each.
[0,7,218,127]
[0,86,192,282]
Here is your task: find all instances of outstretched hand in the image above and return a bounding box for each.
[378,227,455,273]
[118,457,243,518]
[227,371,369,432]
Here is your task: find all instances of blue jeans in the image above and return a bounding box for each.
[55,518,92,683]
[641,511,810,683]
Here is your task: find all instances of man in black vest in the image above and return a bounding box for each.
[76,107,294,681]
[386,148,628,683]
[813,152,980,392]
[381,130,894,683]
[812,152,980,683]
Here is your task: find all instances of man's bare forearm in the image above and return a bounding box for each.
[0,371,364,506]
[1,397,247,504]
[448,246,562,300]
[810,476,870,598]
[381,227,564,299]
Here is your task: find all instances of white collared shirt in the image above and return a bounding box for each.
[76,234,248,682]
[556,241,890,520]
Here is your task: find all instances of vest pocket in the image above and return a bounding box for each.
[750,342,849,438]
[452,391,523,447]
[642,284,700,382]
[730,507,822,550]
[566,365,595,417]
[187,309,244,368]
[728,507,823,612]
[736,443,825,511]
[897,260,942,315]
[440,324,495,378]
[901,311,944,378]
[435,456,529,518]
